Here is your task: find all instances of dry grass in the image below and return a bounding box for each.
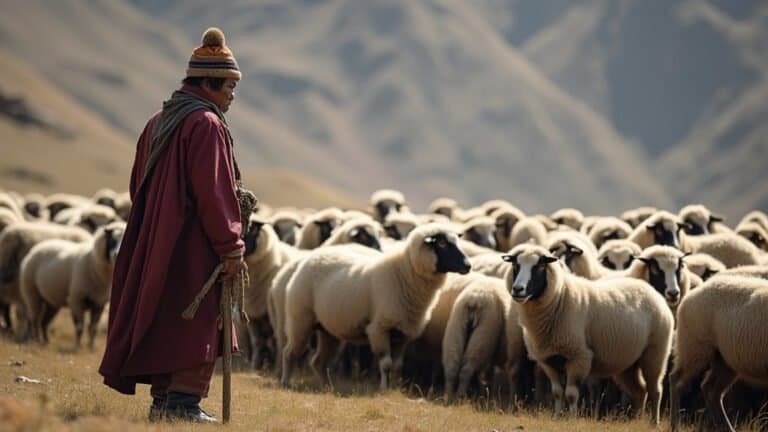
[5,312,744,432]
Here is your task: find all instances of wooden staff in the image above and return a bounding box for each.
[221,277,233,424]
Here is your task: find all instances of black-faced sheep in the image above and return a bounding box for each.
[460,216,497,250]
[682,253,726,281]
[550,208,584,231]
[19,221,124,348]
[670,274,768,432]
[678,204,728,236]
[597,240,642,271]
[295,207,344,249]
[623,246,695,313]
[280,224,471,390]
[428,197,461,220]
[587,217,633,250]
[735,221,768,252]
[269,210,303,246]
[503,244,673,422]
[490,205,526,252]
[621,206,658,229]
[370,189,406,223]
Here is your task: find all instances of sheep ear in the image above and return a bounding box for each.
[541,255,558,264]
[645,223,656,231]
[710,214,725,223]
[424,236,436,244]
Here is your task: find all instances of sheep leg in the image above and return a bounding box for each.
[612,365,646,419]
[87,303,104,351]
[280,316,314,388]
[670,349,715,432]
[505,359,521,410]
[246,319,263,369]
[564,352,593,417]
[700,353,737,432]
[365,323,392,391]
[538,361,565,416]
[638,343,671,424]
[70,302,85,350]
[40,304,58,344]
[390,338,409,388]
[310,330,340,387]
[0,301,10,334]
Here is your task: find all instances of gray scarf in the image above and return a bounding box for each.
[139,89,240,192]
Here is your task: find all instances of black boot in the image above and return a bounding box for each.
[165,392,218,424]
[148,396,166,422]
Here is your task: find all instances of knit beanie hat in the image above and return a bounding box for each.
[186,27,241,80]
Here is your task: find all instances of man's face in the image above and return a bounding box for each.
[204,78,238,113]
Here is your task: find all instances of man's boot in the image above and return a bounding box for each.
[165,392,218,424]
[148,396,166,422]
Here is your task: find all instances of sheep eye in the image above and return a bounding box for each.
[437,239,448,248]
[601,257,610,266]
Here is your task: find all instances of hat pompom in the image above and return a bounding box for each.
[202,27,225,47]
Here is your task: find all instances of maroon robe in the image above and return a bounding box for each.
[99,85,244,395]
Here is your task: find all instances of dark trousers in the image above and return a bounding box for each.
[150,362,216,399]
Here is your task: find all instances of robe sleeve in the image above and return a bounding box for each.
[185,112,245,258]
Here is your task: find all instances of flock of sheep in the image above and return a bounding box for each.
[1,187,768,431]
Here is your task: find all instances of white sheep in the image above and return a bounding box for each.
[678,204,729,236]
[383,212,422,240]
[621,206,658,229]
[428,197,461,220]
[20,221,124,348]
[670,274,768,432]
[623,246,695,312]
[503,244,674,422]
[721,265,768,279]
[597,239,642,271]
[550,208,584,231]
[735,221,768,252]
[740,210,768,231]
[509,217,548,248]
[114,192,132,221]
[0,194,24,220]
[680,231,764,268]
[370,189,406,222]
[480,199,515,217]
[44,193,90,221]
[0,222,92,336]
[91,188,118,210]
[269,210,304,246]
[295,207,344,249]
[546,231,605,280]
[442,273,520,402]
[460,216,497,250]
[0,208,21,235]
[469,252,511,279]
[280,224,471,390]
[682,253,726,281]
[627,210,684,249]
[21,194,48,221]
[490,204,527,252]
[587,217,633,250]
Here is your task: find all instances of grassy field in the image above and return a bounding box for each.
[0,311,754,432]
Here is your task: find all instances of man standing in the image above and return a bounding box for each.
[99,28,245,423]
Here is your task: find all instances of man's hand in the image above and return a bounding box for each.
[221,254,244,281]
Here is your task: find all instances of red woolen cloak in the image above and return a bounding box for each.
[99,85,244,395]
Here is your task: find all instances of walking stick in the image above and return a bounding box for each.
[222,277,233,424]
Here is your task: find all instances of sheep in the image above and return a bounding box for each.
[587,217,633,250]
[621,206,658,229]
[739,210,768,233]
[460,216,497,250]
[682,253,726,281]
[469,253,511,279]
[509,217,548,248]
[428,197,461,220]
[269,210,303,246]
[370,189,406,222]
[21,194,48,221]
[62,204,118,233]
[44,193,90,221]
[382,211,421,240]
[442,274,520,402]
[0,222,92,337]
[114,192,132,221]
[0,194,23,220]
[490,205,526,252]
[735,221,768,252]
[550,208,585,231]
[19,222,124,348]
[532,214,560,232]
[295,207,344,249]
[670,274,768,432]
[91,188,118,210]
[280,224,471,390]
[627,210,684,249]
[456,207,487,223]
[680,231,764,268]
[0,208,21,235]
[457,239,496,257]
[678,204,729,236]
[623,246,696,313]
[480,199,514,217]
[597,240,642,271]
[546,231,605,280]
[503,244,674,422]
[721,265,768,279]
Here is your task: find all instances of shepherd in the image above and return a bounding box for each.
[99,27,254,423]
